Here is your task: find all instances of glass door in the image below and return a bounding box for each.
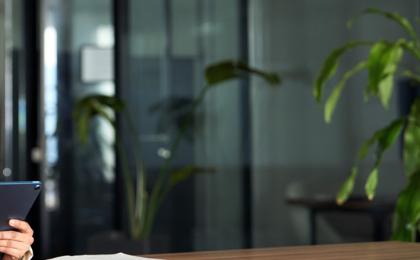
[121,0,246,252]
[37,0,249,257]
[39,0,115,257]
[0,0,24,181]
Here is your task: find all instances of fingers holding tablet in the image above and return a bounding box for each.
[0,182,40,259]
[0,221,34,243]
[9,220,33,237]
[0,220,34,259]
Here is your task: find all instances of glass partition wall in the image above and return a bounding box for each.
[3,0,420,258]
[38,0,247,257]
[249,0,418,247]
[39,0,116,257]
[0,0,42,256]
[122,0,245,252]
[0,0,12,180]
[0,0,26,181]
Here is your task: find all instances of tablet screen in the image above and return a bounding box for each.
[0,181,41,231]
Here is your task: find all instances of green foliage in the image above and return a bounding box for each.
[392,171,420,241]
[169,166,205,188]
[74,60,280,240]
[336,117,404,204]
[336,167,358,205]
[314,8,420,241]
[364,168,378,201]
[73,95,124,143]
[149,97,195,139]
[357,118,405,162]
[366,41,403,107]
[348,8,418,42]
[314,41,370,103]
[205,60,281,86]
[404,99,420,177]
[324,61,368,122]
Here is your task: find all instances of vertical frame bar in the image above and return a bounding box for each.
[112,0,129,231]
[239,0,253,249]
[23,0,42,256]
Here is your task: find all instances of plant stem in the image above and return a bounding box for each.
[116,140,136,238]
[143,85,210,237]
[122,111,148,238]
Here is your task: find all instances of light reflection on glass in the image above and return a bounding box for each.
[96,25,114,47]
[43,26,58,165]
[43,25,59,210]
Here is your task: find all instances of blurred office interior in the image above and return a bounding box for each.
[0,0,416,258]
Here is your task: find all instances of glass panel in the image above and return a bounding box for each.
[40,0,115,257]
[123,0,244,252]
[0,0,9,179]
[0,0,27,181]
[249,0,418,246]
[0,0,14,180]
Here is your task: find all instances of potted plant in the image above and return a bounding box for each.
[74,60,280,252]
[314,8,420,241]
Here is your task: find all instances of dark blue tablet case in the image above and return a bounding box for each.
[0,181,41,231]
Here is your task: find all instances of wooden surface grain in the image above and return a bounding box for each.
[147,242,420,259]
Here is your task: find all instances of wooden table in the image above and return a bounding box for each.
[148,242,420,259]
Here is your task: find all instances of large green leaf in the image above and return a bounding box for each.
[365,168,378,200]
[357,118,403,161]
[392,171,420,241]
[357,135,377,161]
[357,118,404,163]
[404,99,420,177]
[377,44,403,108]
[169,165,202,188]
[370,118,404,195]
[205,60,281,86]
[366,42,389,95]
[74,95,124,143]
[336,167,358,205]
[236,62,281,85]
[74,104,93,143]
[348,8,418,43]
[376,118,405,153]
[314,41,370,102]
[77,95,125,112]
[324,61,368,123]
[336,119,404,205]
[366,41,403,108]
[355,118,404,200]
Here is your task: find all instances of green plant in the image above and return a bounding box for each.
[314,8,420,241]
[74,60,280,240]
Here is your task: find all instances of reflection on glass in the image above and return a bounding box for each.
[124,0,243,252]
[43,26,58,168]
[40,0,116,257]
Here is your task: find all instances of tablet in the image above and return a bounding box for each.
[0,181,41,231]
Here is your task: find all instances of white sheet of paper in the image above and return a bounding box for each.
[47,253,161,260]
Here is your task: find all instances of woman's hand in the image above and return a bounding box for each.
[0,219,34,260]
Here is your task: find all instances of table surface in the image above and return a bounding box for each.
[147,242,420,259]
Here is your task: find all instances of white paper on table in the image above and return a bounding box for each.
[47,253,162,260]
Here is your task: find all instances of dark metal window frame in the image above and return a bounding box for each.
[22,0,42,256]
